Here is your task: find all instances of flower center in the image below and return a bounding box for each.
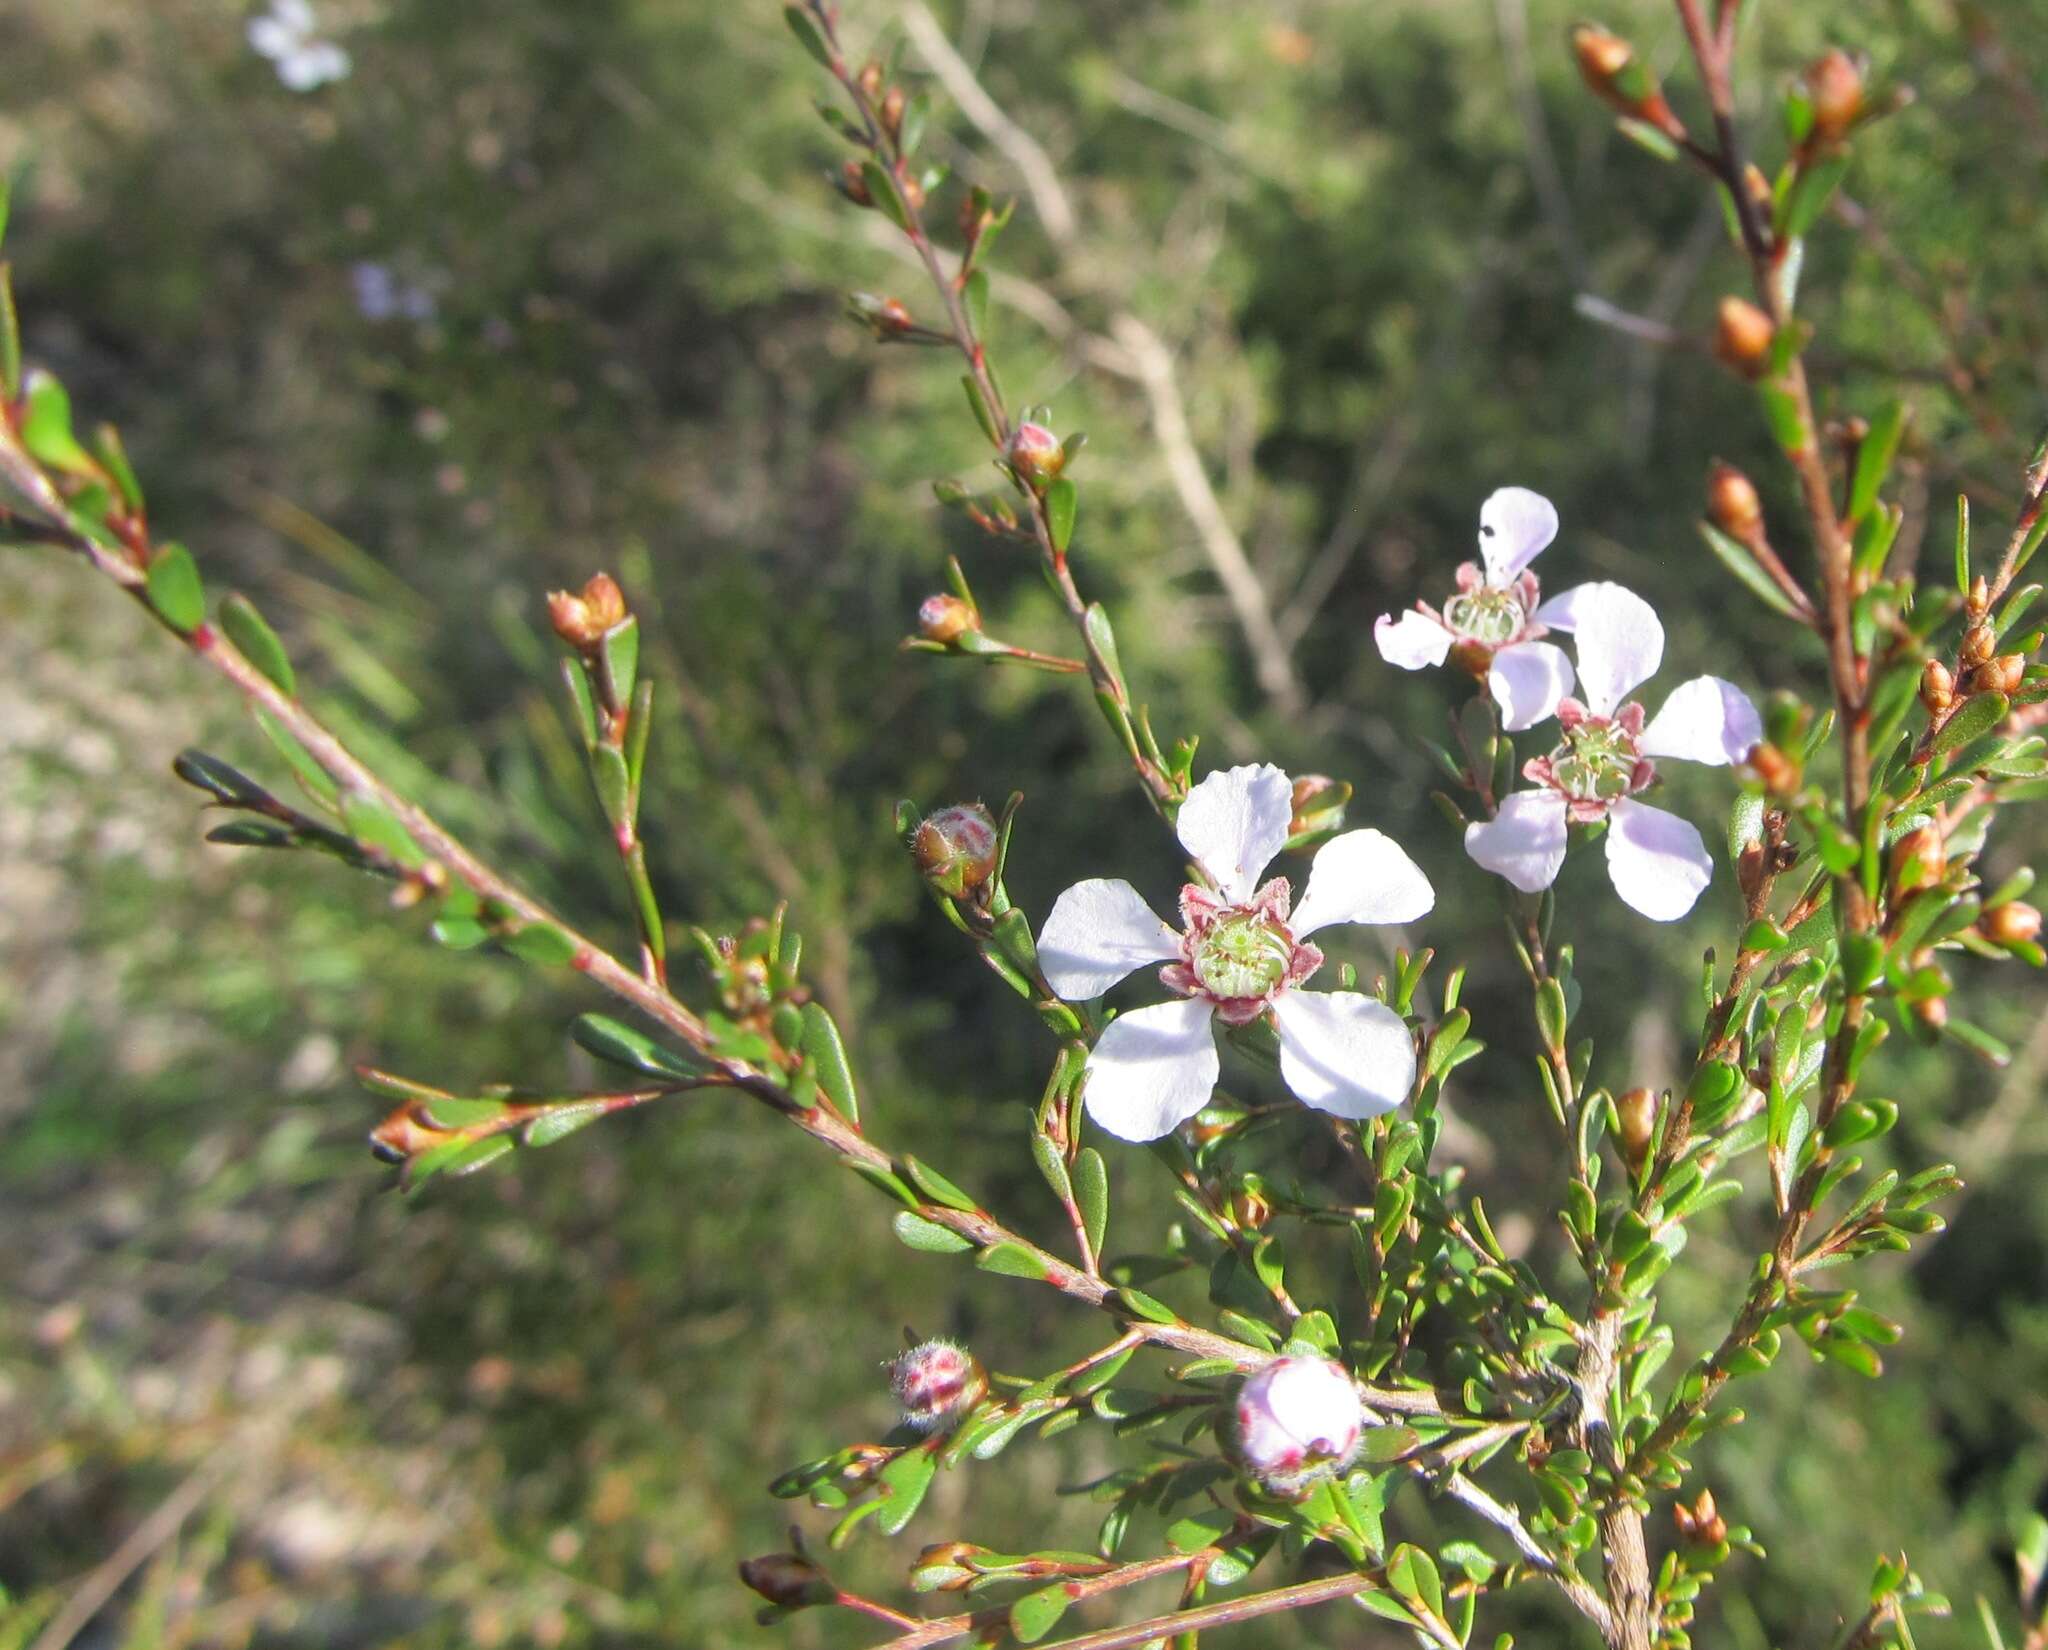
[1191,911,1294,1001]
[1442,586,1525,646]
[1548,718,1641,803]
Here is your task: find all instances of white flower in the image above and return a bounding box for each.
[1039,764,1433,1142]
[249,0,351,92]
[1464,582,1761,921]
[1234,1356,1363,1490]
[1374,487,1579,732]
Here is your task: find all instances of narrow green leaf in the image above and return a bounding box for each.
[1074,1146,1109,1256]
[1780,152,1851,239]
[0,262,19,400]
[20,370,98,476]
[422,1096,510,1128]
[1956,494,1972,593]
[962,267,989,339]
[782,4,834,68]
[1009,1584,1071,1645]
[1699,521,1802,619]
[1044,477,1077,556]
[901,1155,978,1212]
[572,1013,702,1080]
[861,160,910,231]
[144,543,206,633]
[875,1446,937,1535]
[1931,691,2008,759]
[600,615,639,709]
[961,374,1001,446]
[219,593,295,695]
[801,1002,859,1124]
[341,790,425,867]
[502,922,579,966]
[524,1102,608,1147]
[1848,400,1908,524]
[977,1241,1050,1279]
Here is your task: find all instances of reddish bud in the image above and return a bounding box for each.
[889,1339,987,1432]
[1287,774,1351,840]
[547,572,628,648]
[1227,1188,1273,1231]
[1888,825,1946,896]
[1968,574,1990,618]
[1985,902,2042,947]
[1572,25,1684,137]
[911,804,999,898]
[738,1552,836,1610]
[917,593,979,645]
[1674,1489,1727,1547]
[1920,660,1954,718]
[838,159,872,207]
[1804,50,1865,143]
[1615,1087,1659,1166]
[1715,298,1776,378]
[880,85,906,139]
[1707,462,1765,540]
[1003,421,1064,488]
[368,1103,449,1164]
[1747,741,1801,797]
[856,60,884,101]
[1912,994,1949,1031]
[1959,622,1996,670]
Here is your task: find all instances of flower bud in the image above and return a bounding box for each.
[1888,825,1945,896]
[1287,774,1351,840]
[911,804,999,898]
[1571,26,1683,137]
[1984,902,2042,947]
[880,85,906,140]
[1707,462,1764,540]
[738,1552,836,1611]
[1233,1356,1363,1492]
[1715,298,1776,378]
[1615,1087,1659,1166]
[1804,50,1864,143]
[1227,1187,1272,1231]
[1746,741,1800,797]
[1959,622,1996,670]
[1978,654,2028,696]
[1911,993,1948,1031]
[911,1542,991,1593]
[1003,421,1064,488]
[1673,1488,1727,1548]
[917,593,979,645]
[856,60,885,101]
[889,1339,987,1432]
[1920,660,1954,718]
[368,1102,448,1165]
[838,159,872,208]
[547,572,628,648]
[1968,574,1990,618]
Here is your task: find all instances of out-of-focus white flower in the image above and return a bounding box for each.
[1464,582,1761,921]
[249,0,351,92]
[350,262,436,323]
[1375,487,1579,731]
[1233,1356,1363,1491]
[1039,764,1432,1142]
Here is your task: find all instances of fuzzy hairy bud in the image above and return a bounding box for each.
[911,804,999,898]
[890,1339,987,1432]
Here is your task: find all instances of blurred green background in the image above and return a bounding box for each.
[4,1,2046,1646]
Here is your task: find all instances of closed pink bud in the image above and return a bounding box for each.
[1233,1356,1363,1490]
[1004,421,1064,487]
[889,1339,986,1432]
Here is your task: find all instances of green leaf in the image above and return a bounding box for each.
[1848,400,1909,524]
[600,615,639,709]
[433,1136,515,1180]
[144,542,206,633]
[1044,478,1077,555]
[20,370,98,477]
[875,1446,937,1536]
[801,1002,859,1124]
[976,1241,1050,1280]
[1699,521,1803,619]
[572,1013,702,1080]
[524,1102,608,1147]
[1114,1286,1177,1324]
[861,160,911,231]
[1931,691,2009,759]
[93,424,144,513]
[219,593,295,695]
[1074,1147,1109,1256]
[782,4,834,68]
[422,1095,511,1128]
[1780,152,1851,239]
[901,1156,978,1212]
[960,373,1001,445]
[341,791,425,868]
[206,820,295,849]
[1008,1584,1072,1645]
[502,922,579,966]
[893,1211,974,1253]
[0,262,19,401]
[591,743,631,824]
[962,267,989,338]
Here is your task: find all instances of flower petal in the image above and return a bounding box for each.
[1464,791,1569,893]
[1488,640,1575,731]
[1259,1357,1363,1457]
[1567,582,1665,716]
[1606,798,1713,921]
[1531,584,1590,632]
[1082,997,1219,1142]
[1641,675,1763,767]
[1272,991,1416,1120]
[1176,764,1294,902]
[1290,829,1435,937]
[1478,486,1560,585]
[1374,610,1453,670]
[1039,878,1180,1000]
[248,15,294,55]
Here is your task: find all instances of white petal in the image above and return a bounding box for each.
[274,0,317,29]
[1039,878,1180,1000]
[1082,997,1219,1142]
[1463,791,1569,893]
[1374,610,1453,670]
[1290,829,1435,937]
[1478,486,1560,585]
[1531,584,1590,632]
[1272,990,1416,1120]
[1488,640,1575,732]
[1176,764,1293,903]
[1641,675,1763,767]
[1567,582,1665,716]
[1262,1357,1362,1455]
[247,15,294,56]
[1605,799,1713,921]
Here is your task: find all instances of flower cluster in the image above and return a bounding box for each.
[247,0,351,92]
[1039,764,1432,1141]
